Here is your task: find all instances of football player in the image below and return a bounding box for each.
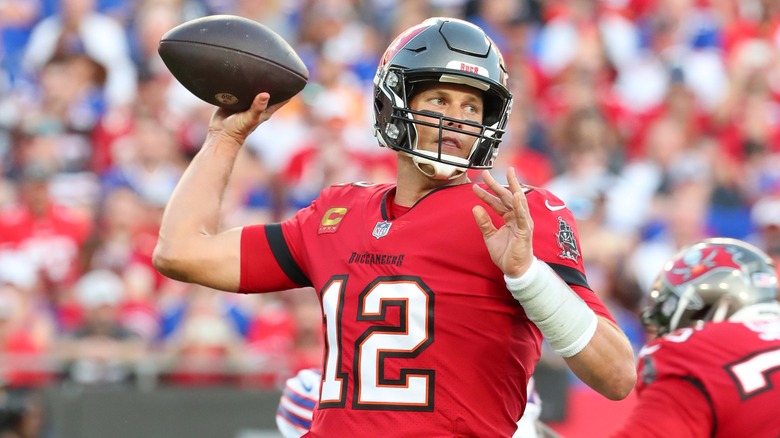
[612,237,780,437]
[153,17,635,436]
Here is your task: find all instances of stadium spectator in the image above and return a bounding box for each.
[612,237,780,437]
[57,269,145,386]
[0,161,91,310]
[0,0,41,86]
[99,114,184,206]
[626,169,714,294]
[117,263,160,343]
[485,104,554,188]
[749,192,780,266]
[87,186,146,272]
[543,106,620,212]
[160,285,245,386]
[0,254,56,387]
[22,0,137,108]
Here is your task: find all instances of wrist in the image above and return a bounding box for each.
[206,130,246,149]
[504,257,541,291]
[505,259,597,357]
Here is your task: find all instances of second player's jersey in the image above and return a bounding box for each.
[241,182,612,437]
[636,319,780,437]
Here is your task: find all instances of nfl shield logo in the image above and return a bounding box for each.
[372,221,392,239]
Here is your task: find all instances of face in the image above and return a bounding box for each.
[409,82,484,160]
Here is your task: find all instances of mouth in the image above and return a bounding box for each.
[440,136,461,152]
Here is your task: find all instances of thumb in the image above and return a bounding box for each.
[472,205,496,239]
[249,92,271,118]
[228,93,271,140]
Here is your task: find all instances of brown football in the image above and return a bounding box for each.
[158,15,309,111]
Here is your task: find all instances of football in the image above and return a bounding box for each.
[158,15,309,111]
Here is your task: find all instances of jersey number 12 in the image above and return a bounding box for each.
[319,275,435,411]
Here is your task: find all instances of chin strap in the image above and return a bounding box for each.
[408,150,469,180]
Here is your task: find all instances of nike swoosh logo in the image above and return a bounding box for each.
[545,200,566,211]
[301,382,313,392]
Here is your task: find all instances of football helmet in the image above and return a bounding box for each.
[641,238,779,336]
[373,17,513,180]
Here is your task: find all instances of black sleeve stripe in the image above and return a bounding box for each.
[265,223,312,287]
[684,377,718,437]
[547,262,590,290]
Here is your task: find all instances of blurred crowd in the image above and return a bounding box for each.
[0,0,779,398]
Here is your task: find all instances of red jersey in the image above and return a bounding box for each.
[240,182,613,437]
[0,204,91,287]
[614,319,780,438]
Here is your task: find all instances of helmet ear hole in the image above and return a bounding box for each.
[688,306,713,324]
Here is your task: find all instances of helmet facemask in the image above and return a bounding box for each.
[373,18,513,180]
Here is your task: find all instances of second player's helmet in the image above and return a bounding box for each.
[373,17,513,180]
[641,238,779,336]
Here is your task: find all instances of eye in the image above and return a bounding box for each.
[429,97,445,106]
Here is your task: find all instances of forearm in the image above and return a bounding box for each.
[564,317,636,400]
[506,258,636,399]
[153,133,242,281]
[154,94,283,290]
[162,133,241,236]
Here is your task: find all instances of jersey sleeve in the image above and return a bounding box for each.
[239,220,312,293]
[610,378,713,438]
[524,187,615,321]
[525,187,584,278]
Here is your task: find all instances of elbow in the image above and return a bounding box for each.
[152,239,188,281]
[604,362,638,401]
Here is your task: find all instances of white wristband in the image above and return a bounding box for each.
[505,258,598,357]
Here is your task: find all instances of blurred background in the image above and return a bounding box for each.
[1,0,780,436]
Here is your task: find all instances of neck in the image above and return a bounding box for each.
[394,155,469,207]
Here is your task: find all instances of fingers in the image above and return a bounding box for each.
[505,167,523,195]
[472,182,506,213]
[250,92,271,116]
[510,190,532,233]
[474,169,533,230]
[479,168,527,214]
[472,205,497,238]
[480,170,513,213]
[253,93,291,125]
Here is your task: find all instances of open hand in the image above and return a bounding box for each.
[472,168,535,277]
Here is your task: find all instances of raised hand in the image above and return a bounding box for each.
[471,167,535,278]
[208,92,289,146]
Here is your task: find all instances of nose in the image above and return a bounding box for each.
[444,106,464,127]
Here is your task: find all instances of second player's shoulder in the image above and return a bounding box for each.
[640,321,755,363]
